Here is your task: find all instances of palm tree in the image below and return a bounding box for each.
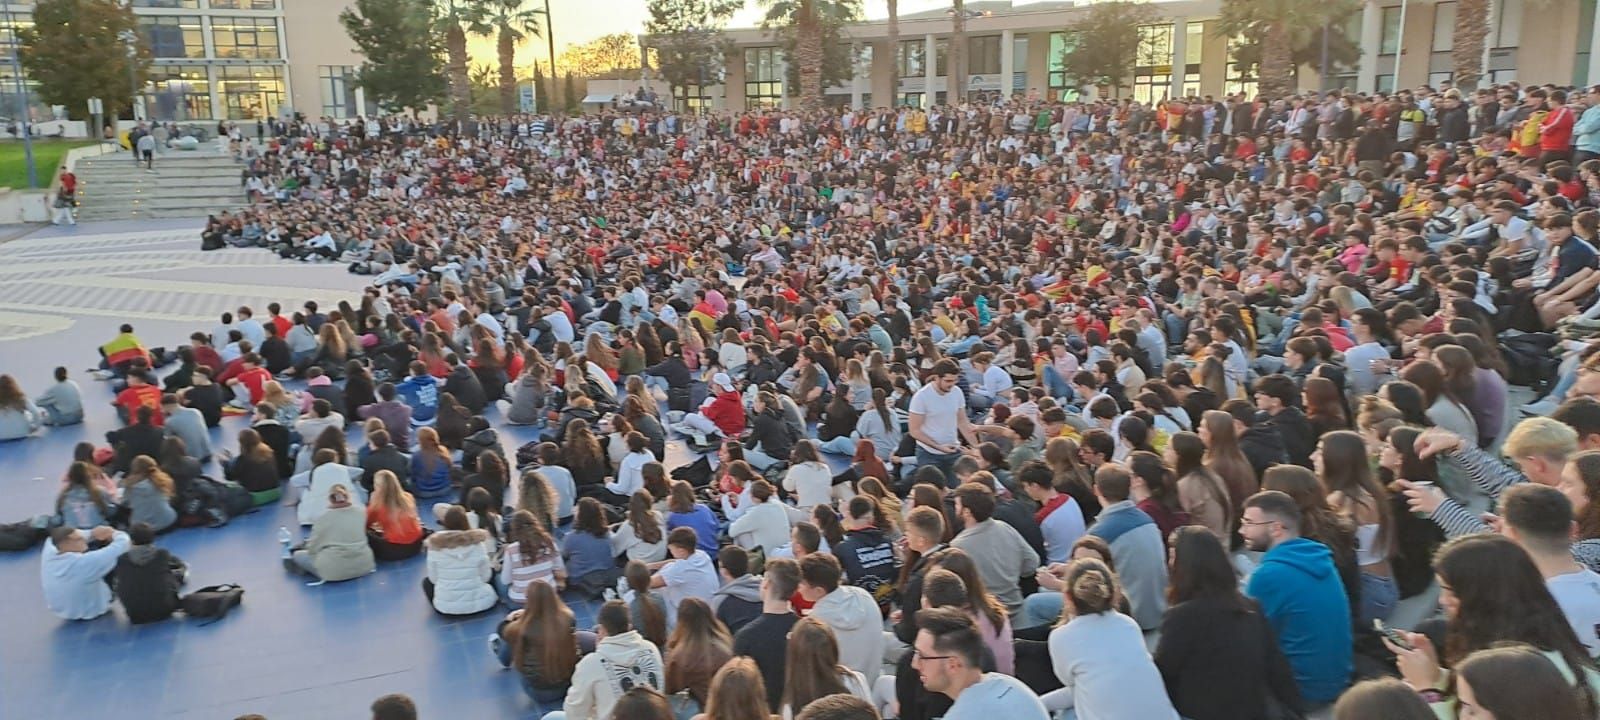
[886,0,899,101]
[1451,0,1489,91]
[1218,0,1306,98]
[949,0,966,103]
[762,0,826,108]
[435,0,490,121]
[482,0,543,115]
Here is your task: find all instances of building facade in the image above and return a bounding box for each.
[654,0,1600,113]
[2,0,369,123]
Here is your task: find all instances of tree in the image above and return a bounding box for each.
[1218,0,1361,98]
[1451,0,1490,92]
[467,63,503,115]
[645,0,741,100]
[563,72,579,112]
[885,0,899,101]
[17,0,146,120]
[762,0,861,108]
[433,0,491,120]
[1059,0,1154,95]
[559,33,646,80]
[482,0,542,115]
[341,0,447,115]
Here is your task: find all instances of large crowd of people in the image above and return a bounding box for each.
[6,77,1600,720]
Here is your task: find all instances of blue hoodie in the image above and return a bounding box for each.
[1245,537,1352,704]
[395,374,439,423]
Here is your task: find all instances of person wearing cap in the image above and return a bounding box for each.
[673,372,744,441]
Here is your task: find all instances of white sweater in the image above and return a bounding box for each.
[727,499,791,551]
[1045,611,1179,720]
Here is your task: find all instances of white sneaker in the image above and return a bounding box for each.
[1521,398,1559,416]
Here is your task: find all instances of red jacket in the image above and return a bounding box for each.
[701,391,746,438]
[1541,106,1576,151]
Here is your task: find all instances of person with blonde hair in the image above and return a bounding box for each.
[120,455,177,533]
[1401,418,1580,539]
[365,469,424,561]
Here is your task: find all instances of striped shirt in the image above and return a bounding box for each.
[501,540,564,605]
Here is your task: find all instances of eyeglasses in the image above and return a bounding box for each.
[910,649,955,663]
[1240,519,1278,528]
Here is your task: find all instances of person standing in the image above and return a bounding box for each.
[41,525,130,620]
[909,359,981,484]
[136,128,156,171]
[1240,490,1353,708]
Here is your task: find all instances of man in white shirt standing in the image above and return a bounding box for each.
[1499,483,1600,656]
[908,358,982,485]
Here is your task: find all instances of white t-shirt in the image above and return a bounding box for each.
[909,383,965,453]
[1548,569,1600,657]
[658,549,720,623]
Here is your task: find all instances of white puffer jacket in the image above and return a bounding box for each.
[425,529,498,615]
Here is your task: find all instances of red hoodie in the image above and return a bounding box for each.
[701,391,747,438]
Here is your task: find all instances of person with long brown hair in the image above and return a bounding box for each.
[664,597,734,711]
[120,455,177,533]
[692,657,775,720]
[492,580,592,705]
[57,460,116,529]
[1165,431,1232,539]
[1302,376,1350,438]
[778,617,872,719]
[1044,436,1099,525]
[1198,410,1257,513]
[562,418,610,492]
[500,509,564,605]
[612,490,667,563]
[1316,430,1397,625]
[225,426,282,504]
[365,469,423,561]
[0,373,42,440]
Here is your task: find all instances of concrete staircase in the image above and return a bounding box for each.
[73,152,245,221]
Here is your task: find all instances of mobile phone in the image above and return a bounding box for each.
[1374,619,1412,650]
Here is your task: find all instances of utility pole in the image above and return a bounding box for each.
[4,4,39,188]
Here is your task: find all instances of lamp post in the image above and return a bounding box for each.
[117,28,139,122]
[3,5,38,188]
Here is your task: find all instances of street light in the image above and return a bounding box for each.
[3,4,39,188]
[117,28,139,122]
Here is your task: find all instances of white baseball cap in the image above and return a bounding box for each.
[712,373,736,393]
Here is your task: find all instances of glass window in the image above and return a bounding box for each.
[935,38,947,77]
[897,40,924,77]
[132,0,199,8]
[320,65,356,118]
[968,35,1000,75]
[744,46,783,107]
[1136,24,1173,68]
[138,16,204,59]
[1380,6,1402,54]
[142,64,211,120]
[1132,72,1171,104]
[1431,2,1455,52]
[1184,22,1203,66]
[674,83,711,113]
[1376,74,1396,93]
[1491,0,1521,48]
[896,91,923,108]
[217,64,283,119]
[212,16,280,59]
[1048,31,1075,93]
[209,0,276,8]
[1578,0,1596,86]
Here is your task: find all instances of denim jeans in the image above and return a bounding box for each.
[819,435,858,455]
[1040,365,1073,401]
[914,447,961,488]
[1359,572,1399,626]
[40,405,83,426]
[1017,591,1064,629]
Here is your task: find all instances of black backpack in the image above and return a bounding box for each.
[181,584,244,624]
[0,519,46,552]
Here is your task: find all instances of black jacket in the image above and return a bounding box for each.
[1263,407,1315,469]
[260,336,292,374]
[226,454,281,493]
[362,445,411,492]
[994,496,1047,564]
[833,527,898,613]
[253,421,294,478]
[184,383,225,427]
[108,423,165,472]
[743,407,794,461]
[892,544,946,645]
[444,366,488,414]
[114,545,184,624]
[1238,424,1289,480]
[1154,596,1303,720]
[644,357,692,389]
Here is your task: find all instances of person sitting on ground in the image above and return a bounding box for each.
[0,373,44,441]
[359,428,410,493]
[652,527,720,625]
[409,426,456,499]
[664,598,735,714]
[113,522,186,624]
[798,552,886,686]
[548,600,665,720]
[359,382,414,448]
[501,508,566,606]
[777,616,874,719]
[297,448,362,525]
[423,504,498,615]
[161,392,211,462]
[365,469,425,562]
[33,367,83,428]
[224,427,283,505]
[914,606,1051,719]
[492,580,595,704]
[119,455,178,533]
[107,405,164,475]
[284,484,376,585]
[563,498,620,599]
[56,460,117,530]
[709,545,763,634]
[42,525,130,620]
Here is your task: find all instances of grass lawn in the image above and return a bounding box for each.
[0,139,97,190]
